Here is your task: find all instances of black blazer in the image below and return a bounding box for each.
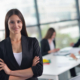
[0,35,43,80]
[41,39,56,56]
[73,38,80,47]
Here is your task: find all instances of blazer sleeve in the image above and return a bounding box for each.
[40,40,48,56]
[73,39,80,47]
[31,38,43,77]
[0,47,9,80]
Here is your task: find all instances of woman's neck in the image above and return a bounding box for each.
[48,38,53,41]
[9,33,21,42]
[48,38,53,44]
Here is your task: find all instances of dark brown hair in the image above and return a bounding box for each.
[44,28,56,39]
[5,9,28,38]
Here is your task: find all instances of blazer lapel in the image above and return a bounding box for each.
[5,37,20,69]
[46,40,50,50]
[53,39,56,48]
[20,35,29,69]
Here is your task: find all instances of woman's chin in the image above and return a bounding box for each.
[13,31,20,34]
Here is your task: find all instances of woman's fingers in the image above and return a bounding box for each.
[70,53,77,60]
[34,61,40,66]
[34,56,40,62]
[33,56,40,61]
[0,67,3,71]
[0,58,4,63]
[32,56,40,66]
[0,62,4,65]
[0,64,4,67]
[36,57,40,60]
[0,62,4,71]
[34,56,40,63]
[35,56,40,60]
[0,62,4,68]
[34,56,39,59]
[36,61,40,64]
[34,56,39,58]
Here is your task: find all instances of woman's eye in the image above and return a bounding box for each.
[17,20,21,23]
[10,21,14,24]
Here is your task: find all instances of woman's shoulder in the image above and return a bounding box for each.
[0,39,7,48]
[0,39,6,44]
[41,38,47,42]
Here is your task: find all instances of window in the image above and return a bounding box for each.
[38,0,77,23]
[0,0,37,30]
[27,26,40,41]
[41,21,79,48]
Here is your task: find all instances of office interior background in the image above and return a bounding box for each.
[0,0,80,48]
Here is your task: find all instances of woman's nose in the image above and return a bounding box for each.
[14,22,18,27]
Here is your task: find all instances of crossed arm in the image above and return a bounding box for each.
[0,56,40,80]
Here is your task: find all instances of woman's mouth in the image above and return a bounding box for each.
[14,28,19,31]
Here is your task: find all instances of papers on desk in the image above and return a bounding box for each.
[58,62,70,68]
[55,52,70,56]
[69,48,80,54]
[54,47,80,56]
[60,47,72,51]
[54,47,72,56]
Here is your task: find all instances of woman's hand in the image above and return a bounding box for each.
[56,48,60,52]
[52,48,60,53]
[32,56,40,66]
[48,48,60,54]
[0,58,11,75]
[70,53,77,60]
[79,51,80,55]
[70,43,74,46]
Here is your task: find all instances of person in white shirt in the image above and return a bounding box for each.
[41,28,60,56]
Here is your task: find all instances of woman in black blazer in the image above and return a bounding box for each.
[0,9,43,80]
[41,28,60,56]
[69,39,80,77]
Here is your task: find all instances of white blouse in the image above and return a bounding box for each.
[13,52,22,66]
[48,40,55,50]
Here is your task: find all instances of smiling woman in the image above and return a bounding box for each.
[5,9,28,38]
[8,15,23,34]
[0,9,43,80]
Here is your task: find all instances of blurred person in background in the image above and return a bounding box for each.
[70,38,80,47]
[69,39,80,77]
[41,28,60,56]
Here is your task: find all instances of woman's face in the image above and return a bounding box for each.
[51,32,56,39]
[8,15,22,34]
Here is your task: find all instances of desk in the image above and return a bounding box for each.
[38,53,80,80]
[54,47,80,56]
